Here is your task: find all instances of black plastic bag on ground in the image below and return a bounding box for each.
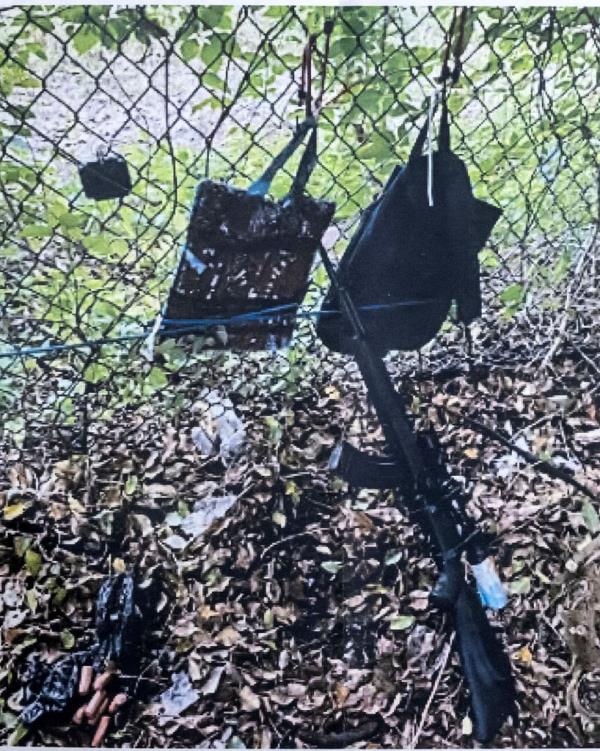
[19,575,157,728]
[317,101,502,355]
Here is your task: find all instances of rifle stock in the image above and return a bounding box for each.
[443,560,516,742]
[453,580,516,741]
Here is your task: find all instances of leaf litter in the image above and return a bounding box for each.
[2,275,600,747]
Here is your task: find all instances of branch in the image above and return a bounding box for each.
[445,407,598,502]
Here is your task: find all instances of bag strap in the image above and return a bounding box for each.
[288,124,318,199]
[248,20,333,200]
[248,116,316,197]
[439,96,450,152]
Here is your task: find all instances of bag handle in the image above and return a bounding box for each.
[287,124,318,199]
[248,20,333,200]
[248,116,316,198]
[407,5,465,163]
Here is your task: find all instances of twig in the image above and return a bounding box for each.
[445,407,598,502]
[260,530,321,560]
[410,633,455,749]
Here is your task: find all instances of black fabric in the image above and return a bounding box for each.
[79,155,131,200]
[317,116,502,355]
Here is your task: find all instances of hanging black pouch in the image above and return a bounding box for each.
[79,151,132,201]
[164,119,335,350]
[317,100,502,355]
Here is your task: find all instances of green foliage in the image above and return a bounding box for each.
[0,6,598,438]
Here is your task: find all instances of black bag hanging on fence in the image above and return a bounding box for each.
[79,147,132,201]
[316,97,502,356]
[163,118,335,350]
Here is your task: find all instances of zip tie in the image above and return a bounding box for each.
[140,312,163,362]
[426,88,440,207]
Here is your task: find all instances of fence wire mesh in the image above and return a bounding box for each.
[1,5,600,748]
[1,5,599,452]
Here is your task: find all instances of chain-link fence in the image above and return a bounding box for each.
[1,5,599,453]
[1,6,600,747]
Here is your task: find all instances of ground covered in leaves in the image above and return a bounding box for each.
[2,283,600,748]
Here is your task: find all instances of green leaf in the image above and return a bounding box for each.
[8,723,29,746]
[72,28,100,54]
[356,89,384,114]
[14,536,31,557]
[389,615,415,631]
[199,6,227,27]
[25,549,42,577]
[264,415,282,444]
[480,248,501,268]
[83,235,112,256]
[20,223,52,238]
[201,71,223,90]
[356,132,395,160]
[84,363,109,384]
[60,629,75,649]
[58,212,85,229]
[509,576,531,595]
[147,366,168,389]
[26,589,38,612]
[125,475,138,495]
[582,500,600,533]
[181,39,200,62]
[52,588,67,606]
[321,561,343,574]
[330,37,358,58]
[0,706,19,730]
[201,37,222,65]
[500,283,524,305]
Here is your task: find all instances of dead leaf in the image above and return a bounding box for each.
[515,645,533,664]
[200,666,225,695]
[3,502,28,521]
[334,683,349,708]
[215,626,241,647]
[239,685,260,712]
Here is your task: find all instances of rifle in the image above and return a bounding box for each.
[317,243,517,743]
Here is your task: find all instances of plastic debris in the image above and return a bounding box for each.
[20,655,82,725]
[159,672,199,719]
[180,495,237,539]
[191,389,246,464]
